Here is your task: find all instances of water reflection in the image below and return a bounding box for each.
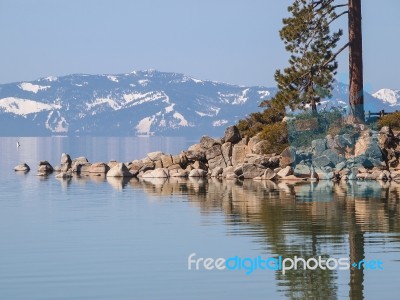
[56,176,399,299]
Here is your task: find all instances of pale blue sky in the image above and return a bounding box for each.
[0,0,398,90]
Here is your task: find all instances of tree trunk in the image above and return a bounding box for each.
[348,0,364,123]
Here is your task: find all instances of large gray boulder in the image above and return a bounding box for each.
[280,146,296,167]
[311,139,327,156]
[106,163,133,177]
[183,150,206,162]
[224,126,241,144]
[293,164,311,178]
[241,163,266,179]
[312,155,334,168]
[200,136,220,150]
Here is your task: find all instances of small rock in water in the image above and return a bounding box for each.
[14,163,30,172]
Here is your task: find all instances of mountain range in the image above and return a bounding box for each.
[0,70,398,137]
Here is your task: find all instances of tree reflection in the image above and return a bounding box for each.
[93,176,400,299]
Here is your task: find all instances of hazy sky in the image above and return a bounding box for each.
[0,0,398,91]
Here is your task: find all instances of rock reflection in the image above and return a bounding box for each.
[55,174,400,299]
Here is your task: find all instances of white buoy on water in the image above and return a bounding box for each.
[17,141,20,147]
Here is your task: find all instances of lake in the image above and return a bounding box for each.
[0,137,399,299]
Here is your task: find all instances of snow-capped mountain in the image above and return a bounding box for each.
[0,70,398,137]
[0,70,275,136]
[372,89,400,107]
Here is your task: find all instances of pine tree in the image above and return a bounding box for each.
[265,0,346,113]
[265,0,366,124]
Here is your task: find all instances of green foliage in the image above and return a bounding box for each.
[237,105,285,138]
[264,0,345,112]
[378,112,400,130]
[259,123,289,154]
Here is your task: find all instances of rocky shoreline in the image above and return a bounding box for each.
[13,125,400,183]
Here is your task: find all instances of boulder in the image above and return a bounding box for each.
[200,136,220,149]
[223,126,241,144]
[188,169,208,178]
[211,167,224,177]
[14,163,30,172]
[293,164,311,178]
[221,142,233,166]
[38,161,54,174]
[232,144,246,166]
[379,126,397,149]
[321,149,345,165]
[311,139,327,156]
[222,166,235,178]
[183,150,206,162]
[262,168,276,180]
[71,157,89,172]
[280,146,296,167]
[89,162,110,174]
[241,163,266,179]
[79,163,92,173]
[208,155,227,170]
[170,169,189,177]
[355,132,382,162]
[161,154,173,168]
[107,160,119,169]
[106,163,133,177]
[167,164,182,170]
[205,144,223,161]
[147,151,164,161]
[277,166,293,178]
[335,161,346,172]
[152,168,170,178]
[245,154,269,166]
[252,140,268,155]
[60,153,72,172]
[154,160,163,169]
[312,155,334,168]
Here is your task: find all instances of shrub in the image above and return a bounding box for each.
[237,106,285,138]
[378,112,400,130]
[259,122,289,154]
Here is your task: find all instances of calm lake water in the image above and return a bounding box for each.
[0,137,399,300]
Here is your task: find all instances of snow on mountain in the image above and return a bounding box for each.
[0,70,275,136]
[372,89,400,106]
[0,97,60,115]
[0,70,397,137]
